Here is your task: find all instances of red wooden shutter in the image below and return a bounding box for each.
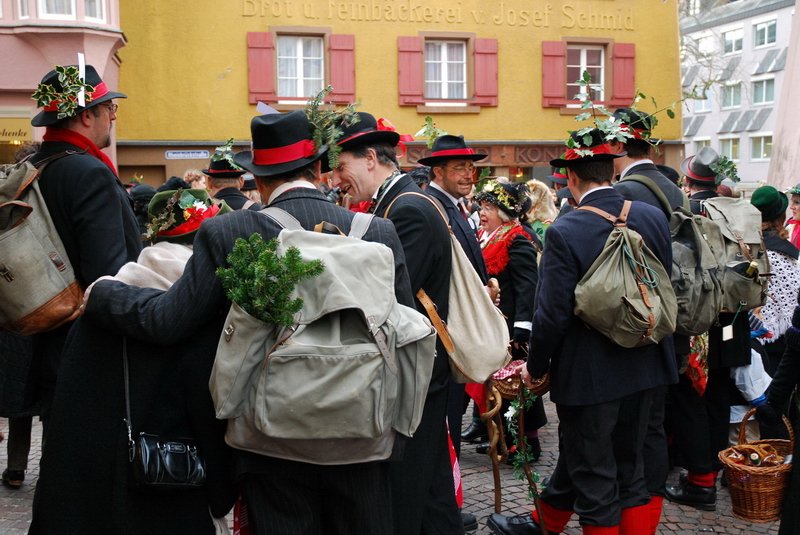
[398,36,424,106]
[541,41,567,108]
[247,32,276,104]
[328,34,356,104]
[609,43,636,107]
[473,38,498,106]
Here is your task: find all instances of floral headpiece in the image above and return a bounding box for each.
[475,180,527,218]
[144,189,230,244]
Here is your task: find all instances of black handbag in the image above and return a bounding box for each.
[123,337,206,492]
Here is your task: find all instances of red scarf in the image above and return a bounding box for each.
[482,221,531,276]
[43,127,119,177]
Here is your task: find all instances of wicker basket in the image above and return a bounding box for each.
[718,407,794,523]
[490,359,550,400]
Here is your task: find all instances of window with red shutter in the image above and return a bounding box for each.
[247,32,276,104]
[397,34,498,111]
[328,34,356,104]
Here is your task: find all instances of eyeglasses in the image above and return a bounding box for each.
[102,103,119,114]
[447,164,476,174]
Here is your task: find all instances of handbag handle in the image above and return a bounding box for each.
[122,337,136,462]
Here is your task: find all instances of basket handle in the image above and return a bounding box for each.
[738,407,794,448]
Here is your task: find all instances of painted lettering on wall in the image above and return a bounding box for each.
[241,0,635,30]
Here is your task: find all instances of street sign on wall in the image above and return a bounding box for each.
[165,150,210,160]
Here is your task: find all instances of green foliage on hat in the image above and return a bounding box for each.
[305,86,360,171]
[415,116,449,149]
[210,138,243,171]
[31,65,96,120]
[709,155,740,183]
[217,233,325,327]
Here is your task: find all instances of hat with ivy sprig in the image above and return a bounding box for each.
[549,128,626,168]
[203,138,246,178]
[144,188,231,244]
[612,108,661,145]
[680,146,740,185]
[234,110,327,178]
[320,111,414,173]
[31,65,126,127]
[475,180,529,219]
[305,86,361,173]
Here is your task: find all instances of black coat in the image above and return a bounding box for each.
[29,319,235,535]
[528,188,678,406]
[214,187,263,211]
[490,233,539,337]
[614,162,687,217]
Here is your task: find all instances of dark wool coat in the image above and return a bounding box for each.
[214,187,263,211]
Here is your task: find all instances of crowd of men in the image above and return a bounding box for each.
[12,64,796,535]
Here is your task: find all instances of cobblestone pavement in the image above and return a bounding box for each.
[0,394,783,534]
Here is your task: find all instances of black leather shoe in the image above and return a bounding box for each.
[461,421,488,443]
[487,513,545,535]
[462,511,478,532]
[475,442,491,454]
[664,480,716,511]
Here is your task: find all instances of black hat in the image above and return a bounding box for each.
[130,184,157,204]
[475,180,528,219]
[241,173,257,191]
[157,176,191,192]
[202,157,245,179]
[547,165,568,186]
[656,164,680,185]
[234,110,327,177]
[680,147,721,185]
[612,108,659,143]
[549,129,625,168]
[336,112,401,151]
[32,65,126,127]
[417,135,487,166]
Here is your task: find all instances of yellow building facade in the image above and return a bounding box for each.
[116,0,684,184]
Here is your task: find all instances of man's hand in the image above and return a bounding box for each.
[82,275,115,313]
[517,362,534,389]
[486,278,500,306]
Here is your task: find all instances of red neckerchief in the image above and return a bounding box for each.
[482,221,530,276]
[43,127,119,177]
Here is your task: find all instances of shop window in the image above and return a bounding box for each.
[246,30,355,106]
[397,34,498,110]
[541,40,635,109]
[754,20,777,47]
[750,135,772,161]
[752,78,774,105]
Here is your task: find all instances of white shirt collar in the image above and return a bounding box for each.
[620,159,654,179]
[579,185,614,204]
[268,180,317,205]
[428,181,461,207]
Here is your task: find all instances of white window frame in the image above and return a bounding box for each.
[84,0,106,22]
[17,0,30,18]
[722,28,743,54]
[753,19,777,48]
[424,40,467,100]
[566,44,605,105]
[751,77,775,106]
[719,136,741,161]
[37,0,76,20]
[693,94,712,113]
[721,82,742,109]
[750,133,773,161]
[694,138,712,152]
[276,35,325,99]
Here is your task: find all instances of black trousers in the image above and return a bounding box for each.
[643,385,669,495]
[541,389,653,527]
[667,367,730,474]
[242,458,392,535]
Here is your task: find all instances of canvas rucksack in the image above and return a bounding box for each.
[623,174,725,335]
[0,153,83,335]
[701,196,771,313]
[574,200,677,348]
[210,207,436,465]
[383,192,511,383]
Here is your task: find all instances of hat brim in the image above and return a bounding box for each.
[31,90,127,127]
[547,175,568,186]
[234,145,327,177]
[548,153,623,168]
[417,152,487,166]
[680,155,717,184]
[338,131,400,151]
[556,187,573,200]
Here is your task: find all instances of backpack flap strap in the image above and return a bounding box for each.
[415,288,455,356]
[366,314,398,374]
[577,202,630,226]
[348,212,375,240]
[260,206,303,230]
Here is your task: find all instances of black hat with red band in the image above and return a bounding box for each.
[202,157,246,179]
[417,135,487,166]
[234,111,327,177]
[612,108,659,144]
[549,129,625,168]
[32,65,126,127]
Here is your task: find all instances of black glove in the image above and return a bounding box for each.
[512,328,531,346]
[755,402,782,427]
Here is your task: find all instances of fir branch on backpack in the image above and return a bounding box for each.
[210,138,243,171]
[31,65,96,120]
[305,86,360,171]
[414,116,449,149]
[216,233,325,327]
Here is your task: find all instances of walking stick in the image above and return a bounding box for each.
[517,390,547,534]
[480,385,508,513]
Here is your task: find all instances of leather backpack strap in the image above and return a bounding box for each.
[577,200,632,227]
[415,288,455,355]
[383,191,450,230]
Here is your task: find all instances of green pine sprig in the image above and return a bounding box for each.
[415,116,449,148]
[216,233,325,327]
[506,388,542,502]
[31,65,96,120]
[305,86,360,171]
[210,138,243,170]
